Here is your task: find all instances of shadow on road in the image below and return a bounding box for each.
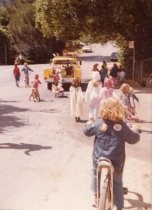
[0,104,29,133]
[0,100,19,103]
[79,55,110,62]
[0,143,52,155]
[134,90,152,94]
[124,191,151,210]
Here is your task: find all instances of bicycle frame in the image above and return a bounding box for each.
[97,157,114,210]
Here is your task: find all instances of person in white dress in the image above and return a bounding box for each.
[85,71,102,121]
[69,78,84,122]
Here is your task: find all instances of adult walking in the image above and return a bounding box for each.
[117,65,126,84]
[109,63,119,86]
[99,63,108,85]
[22,62,34,87]
[13,64,20,87]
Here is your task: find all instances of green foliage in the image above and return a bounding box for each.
[34,0,152,61]
[1,0,152,74]
[34,0,91,40]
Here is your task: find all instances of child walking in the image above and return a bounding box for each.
[22,62,34,87]
[85,71,102,121]
[84,98,140,209]
[69,78,84,122]
[100,78,118,102]
[13,64,20,87]
[119,83,139,120]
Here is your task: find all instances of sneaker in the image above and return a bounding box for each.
[77,117,81,122]
[92,194,98,208]
[92,199,97,208]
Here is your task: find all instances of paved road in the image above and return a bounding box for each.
[0,43,152,210]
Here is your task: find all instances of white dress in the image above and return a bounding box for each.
[69,86,84,117]
[85,80,102,120]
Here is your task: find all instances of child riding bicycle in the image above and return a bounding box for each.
[84,97,140,210]
[29,74,42,102]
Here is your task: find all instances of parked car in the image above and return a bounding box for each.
[82,45,93,53]
[110,52,118,62]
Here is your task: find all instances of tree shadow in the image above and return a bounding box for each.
[134,89,152,94]
[141,128,152,134]
[127,119,152,124]
[0,104,29,133]
[0,100,19,103]
[124,191,152,210]
[0,142,52,156]
[79,119,88,123]
[79,55,110,62]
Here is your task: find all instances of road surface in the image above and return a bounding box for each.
[0,43,152,210]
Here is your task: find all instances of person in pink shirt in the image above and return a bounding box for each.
[29,74,42,102]
[100,78,118,103]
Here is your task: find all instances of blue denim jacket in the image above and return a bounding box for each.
[84,118,140,172]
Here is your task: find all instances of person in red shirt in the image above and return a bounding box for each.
[29,74,42,102]
[53,70,59,85]
[13,64,20,87]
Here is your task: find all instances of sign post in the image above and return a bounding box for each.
[129,41,135,80]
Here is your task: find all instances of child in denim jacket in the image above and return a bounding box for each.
[84,98,140,209]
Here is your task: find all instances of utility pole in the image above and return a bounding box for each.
[4,42,7,65]
[129,41,135,80]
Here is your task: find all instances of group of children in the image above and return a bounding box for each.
[13,61,139,119]
[13,60,141,210]
[13,62,42,102]
[69,69,140,209]
[69,71,139,123]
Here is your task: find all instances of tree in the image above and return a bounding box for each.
[35,0,152,81]
[0,0,65,64]
[34,0,91,40]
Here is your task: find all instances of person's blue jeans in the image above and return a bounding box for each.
[91,160,124,210]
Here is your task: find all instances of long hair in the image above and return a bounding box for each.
[71,78,81,88]
[99,98,125,122]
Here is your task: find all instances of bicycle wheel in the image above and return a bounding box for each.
[98,167,112,210]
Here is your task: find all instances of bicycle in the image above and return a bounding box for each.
[96,157,114,210]
[96,157,129,210]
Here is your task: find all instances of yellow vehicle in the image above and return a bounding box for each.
[44,55,82,91]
